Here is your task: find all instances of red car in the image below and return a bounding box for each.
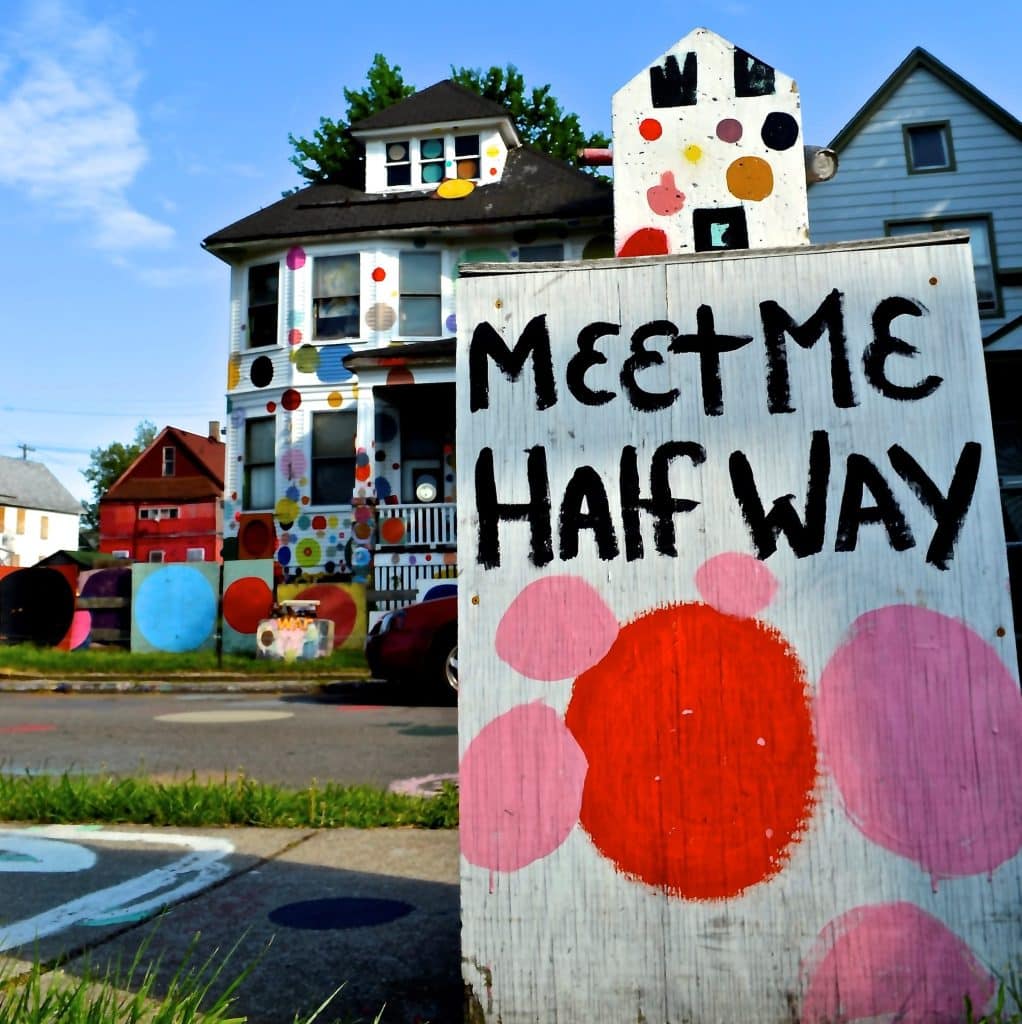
[365,594,457,697]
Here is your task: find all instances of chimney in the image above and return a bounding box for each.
[208,420,221,441]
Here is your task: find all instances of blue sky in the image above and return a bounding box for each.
[1,0,1019,504]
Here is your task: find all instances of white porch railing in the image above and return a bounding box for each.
[376,503,457,548]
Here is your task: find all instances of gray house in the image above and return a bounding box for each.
[808,47,1022,630]
[0,455,82,567]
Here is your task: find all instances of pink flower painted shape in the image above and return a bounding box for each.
[646,171,686,216]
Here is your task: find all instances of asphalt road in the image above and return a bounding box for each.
[0,684,459,791]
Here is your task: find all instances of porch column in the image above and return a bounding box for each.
[349,381,377,584]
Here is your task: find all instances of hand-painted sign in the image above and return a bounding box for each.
[456,234,1021,1022]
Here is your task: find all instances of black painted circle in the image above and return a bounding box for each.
[250,356,274,388]
[761,112,799,151]
[0,568,75,646]
[268,897,414,930]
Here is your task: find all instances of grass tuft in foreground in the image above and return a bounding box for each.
[0,772,458,829]
[967,966,1022,1024]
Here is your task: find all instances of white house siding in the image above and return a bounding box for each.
[223,231,602,577]
[0,506,79,567]
[808,66,1022,346]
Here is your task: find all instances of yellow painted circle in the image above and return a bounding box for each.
[275,497,300,522]
[684,144,703,163]
[155,711,295,724]
[726,157,774,201]
[436,178,475,199]
[227,354,241,390]
[327,391,343,408]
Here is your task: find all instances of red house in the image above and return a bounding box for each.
[99,423,225,564]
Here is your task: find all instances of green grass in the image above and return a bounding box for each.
[0,644,368,679]
[967,966,1022,1023]
[0,932,365,1023]
[0,772,457,829]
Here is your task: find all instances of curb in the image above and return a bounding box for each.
[0,674,375,695]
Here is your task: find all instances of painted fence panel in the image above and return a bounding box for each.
[456,235,1021,1022]
[221,560,275,655]
[130,563,219,653]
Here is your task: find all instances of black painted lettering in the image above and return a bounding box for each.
[834,454,914,553]
[620,442,705,560]
[469,316,557,412]
[889,442,981,570]
[669,305,753,415]
[621,320,679,412]
[559,466,619,561]
[729,429,831,559]
[566,322,619,406]
[761,289,856,413]
[474,446,552,569]
[864,297,942,401]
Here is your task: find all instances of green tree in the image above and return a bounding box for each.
[288,54,608,189]
[81,421,157,533]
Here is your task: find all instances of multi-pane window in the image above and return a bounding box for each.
[247,263,279,347]
[887,217,999,315]
[453,134,480,180]
[313,255,360,339]
[386,141,412,186]
[186,548,206,562]
[904,122,954,173]
[162,446,175,476]
[399,251,441,336]
[312,412,356,506]
[243,417,276,510]
[519,243,565,263]
[138,507,179,520]
[420,138,445,184]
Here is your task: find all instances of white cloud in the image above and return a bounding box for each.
[0,0,173,250]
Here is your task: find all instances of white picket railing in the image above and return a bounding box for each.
[376,503,457,548]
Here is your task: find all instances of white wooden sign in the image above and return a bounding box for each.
[456,234,1021,1023]
[613,28,809,257]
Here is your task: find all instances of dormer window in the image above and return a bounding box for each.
[383,133,482,190]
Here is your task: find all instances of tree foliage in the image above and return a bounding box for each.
[81,420,157,532]
[288,54,609,189]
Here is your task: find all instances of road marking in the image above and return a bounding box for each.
[154,710,294,724]
[0,826,234,950]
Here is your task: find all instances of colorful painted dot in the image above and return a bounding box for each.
[372,267,386,282]
[379,517,405,545]
[312,515,327,530]
[297,514,310,530]
[639,118,663,141]
[227,354,241,390]
[436,178,475,199]
[684,144,703,163]
[275,498,300,524]
[266,401,277,413]
[294,346,318,373]
[726,157,774,201]
[365,303,397,331]
[277,546,291,566]
[296,539,322,567]
[354,463,371,482]
[386,367,414,386]
[281,388,302,411]
[250,356,273,388]
[716,118,743,143]
[445,313,457,333]
[223,577,273,634]
[288,329,302,345]
[286,247,306,270]
[695,553,778,618]
[327,391,342,408]
[761,111,800,151]
[316,346,353,384]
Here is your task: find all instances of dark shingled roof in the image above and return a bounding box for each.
[351,79,512,133]
[203,146,612,252]
[0,456,81,516]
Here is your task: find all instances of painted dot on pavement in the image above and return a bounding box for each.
[716,118,743,143]
[639,118,663,141]
[726,156,773,201]
[155,711,295,724]
[268,897,413,930]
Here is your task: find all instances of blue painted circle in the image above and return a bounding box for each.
[375,477,392,500]
[316,345,353,384]
[445,313,457,333]
[268,897,413,930]
[134,566,216,652]
[352,546,371,567]
[277,546,292,566]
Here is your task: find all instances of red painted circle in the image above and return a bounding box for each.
[312,515,327,530]
[355,463,371,481]
[379,517,405,544]
[565,603,817,899]
[639,118,663,141]
[223,577,274,634]
[371,267,386,282]
[281,389,302,411]
[294,584,358,646]
[266,401,277,412]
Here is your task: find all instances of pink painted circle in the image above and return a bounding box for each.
[496,575,618,680]
[716,118,743,143]
[286,247,306,270]
[460,701,587,872]
[288,329,302,345]
[695,552,778,618]
[816,605,1022,878]
[801,902,995,1023]
[69,610,92,650]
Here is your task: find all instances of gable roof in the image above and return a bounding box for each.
[829,47,1022,152]
[103,426,225,503]
[203,145,612,253]
[350,79,514,134]
[0,456,81,516]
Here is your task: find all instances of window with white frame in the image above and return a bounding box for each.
[399,251,441,336]
[385,134,481,189]
[244,417,276,510]
[904,122,954,173]
[186,547,206,561]
[312,411,357,506]
[138,507,179,521]
[887,216,999,315]
[247,263,279,347]
[112,549,130,559]
[148,550,165,563]
[313,254,360,339]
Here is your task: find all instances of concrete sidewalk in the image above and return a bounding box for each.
[0,823,462,1023]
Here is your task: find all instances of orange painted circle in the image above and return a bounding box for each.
[354,463,371,481]
[222,577,273,634]
[564,603,817,899]
[726,157,774,201]
[352,522,372,540]
[379,517,405,544]
[386,367,414,386]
